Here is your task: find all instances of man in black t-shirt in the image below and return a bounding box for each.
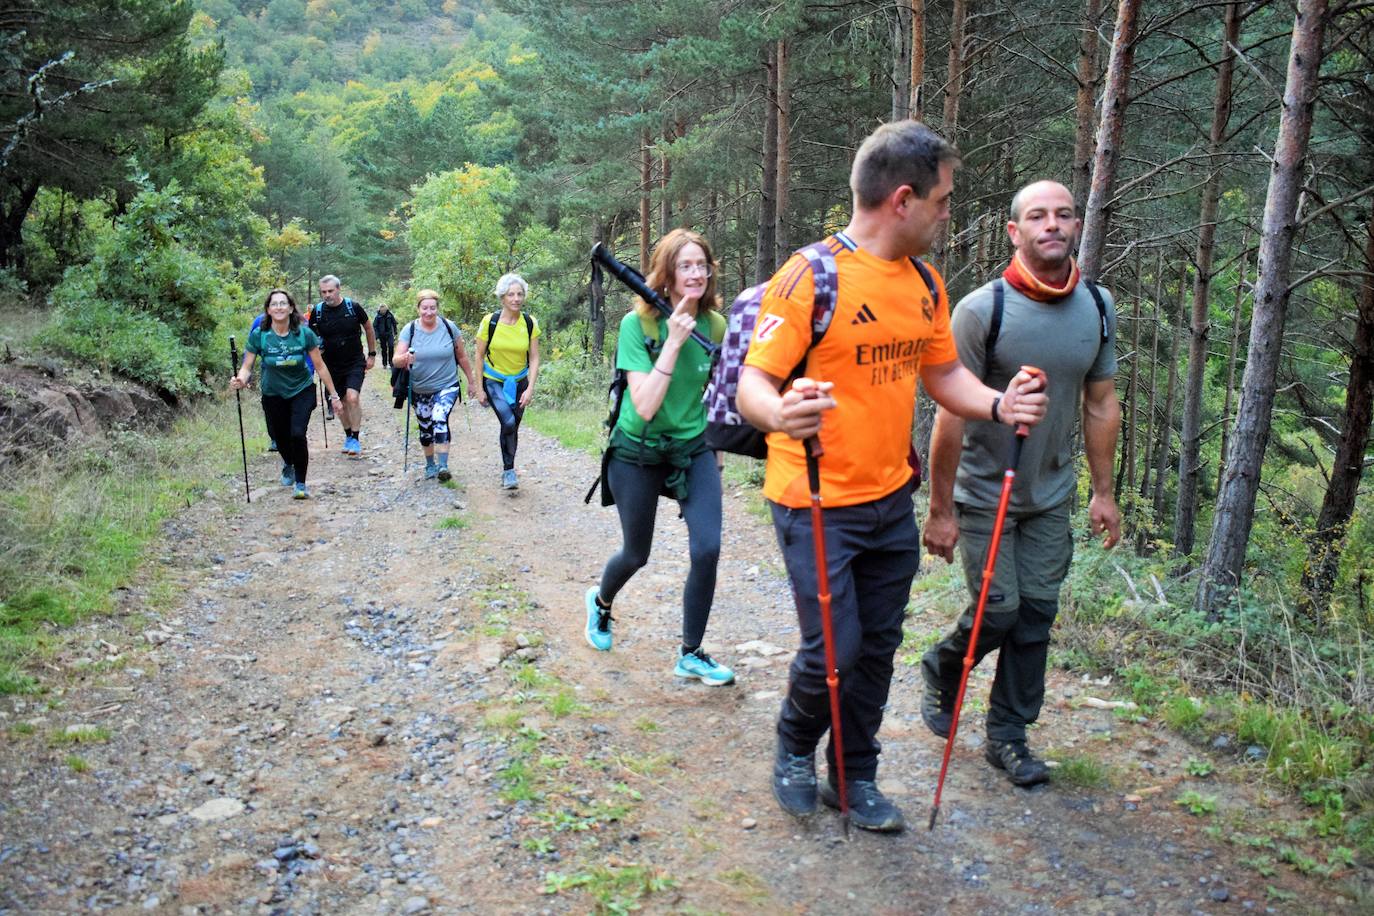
[308,274,377,456]
[374,305,398,368]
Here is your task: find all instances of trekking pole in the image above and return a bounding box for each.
[590,243,719,354]
[228,337,251,504]
[319,378,328,448]
[928,366,1045,831]
[403,375,412,472]
[803,432,849,839]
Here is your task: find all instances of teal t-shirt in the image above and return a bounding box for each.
[247,324,322,399]
[614,310,715,442]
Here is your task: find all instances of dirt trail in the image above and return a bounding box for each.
[0,375,1354,914]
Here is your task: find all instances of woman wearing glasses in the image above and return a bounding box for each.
[582,228,735,687]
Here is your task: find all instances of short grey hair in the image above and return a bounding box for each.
[318,274,341,288]
[850,122,960,210]
[494,273,527,299]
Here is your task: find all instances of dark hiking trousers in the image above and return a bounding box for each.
[920,497,1073,743]
[598,449,722,648]
[482,377,528,471]
[261,385,316,484]
[771,481,920,783]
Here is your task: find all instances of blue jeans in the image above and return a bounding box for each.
[598,450,722,648]
[482,377,527,471]
[770,481,920,783]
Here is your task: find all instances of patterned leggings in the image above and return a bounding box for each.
[413,385,460,447]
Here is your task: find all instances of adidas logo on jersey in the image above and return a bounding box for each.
[851,303,877,325]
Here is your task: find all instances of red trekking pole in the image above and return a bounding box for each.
[928,366,1045,831]
[804,435,850,838]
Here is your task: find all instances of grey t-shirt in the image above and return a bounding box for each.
[401,319,462,395]
[951,278,1117,512]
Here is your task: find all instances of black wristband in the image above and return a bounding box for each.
[991,395,1002,424]
[368,351,377,356]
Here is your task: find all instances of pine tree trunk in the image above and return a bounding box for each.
[1300,210,1374,614]
[1153,263,1185,527]
[1174,1,1240,560]
[1218,236,1250,492]
[1119,248,1143,499]
[1078,0,1141,282]
[639,128,651,269]
[893,3,911,120]
[755,45,778,284]
[910,0,925,118]
[659,122,672,236]
[1072,0,1103,210]
[776,38,791,265]
[590,218,607,364]
[1197,0,1328,619]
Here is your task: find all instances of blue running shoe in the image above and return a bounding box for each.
[280,464,294,486]
[344,435,361,456]
[293,483,310,500]
[583,587,612,651]
[424,459,438,480]
[502,469,518,489]
[674,647,735,686]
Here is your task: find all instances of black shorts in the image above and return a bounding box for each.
[325,356,366,394]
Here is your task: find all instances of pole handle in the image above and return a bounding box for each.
[1011,365,1045,438]
[229,336,240,369]
[590,243,717,353]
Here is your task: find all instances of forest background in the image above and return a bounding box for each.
[1,0,1372,879]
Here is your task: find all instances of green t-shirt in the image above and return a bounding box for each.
[614,310,715,442]
[247,324,322,399]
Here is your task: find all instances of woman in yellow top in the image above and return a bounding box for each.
[474,273,541,489]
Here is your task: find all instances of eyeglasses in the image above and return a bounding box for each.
[675,262,713,278]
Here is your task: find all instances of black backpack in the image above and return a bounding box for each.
[980,279,1108,380]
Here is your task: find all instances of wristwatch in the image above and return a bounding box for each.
[368,350,377,357]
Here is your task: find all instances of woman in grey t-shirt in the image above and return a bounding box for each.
[392,289,478,481]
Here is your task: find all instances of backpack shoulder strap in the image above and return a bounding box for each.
[797,239,841,342]
[636,311,662,351]
[984,279,1005,381]
[910,257,940,311]
[442,318,456,343]
[484,312,500,351]
[1085,282,1109,342]
[522,313,534,336]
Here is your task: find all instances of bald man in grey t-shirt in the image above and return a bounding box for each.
[920,180,1122,788]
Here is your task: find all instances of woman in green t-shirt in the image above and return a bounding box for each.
[231,289,343,499]
[583,228,734,687]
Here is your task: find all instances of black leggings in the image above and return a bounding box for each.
[483,377,528,471]
[598,450,722,648]
[261,386,316,483]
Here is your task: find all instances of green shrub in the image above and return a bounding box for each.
[48,182,232,396]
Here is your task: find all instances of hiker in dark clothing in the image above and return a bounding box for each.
[308,274,377,457]
[374,304,398,368]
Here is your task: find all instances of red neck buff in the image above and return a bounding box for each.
[1003,251,1080,302]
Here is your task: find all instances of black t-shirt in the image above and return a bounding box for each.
[308,299,369,365]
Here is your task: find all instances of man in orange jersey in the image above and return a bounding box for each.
[738,121,1047,832]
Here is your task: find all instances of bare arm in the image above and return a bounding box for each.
[519,335,540,408]
[919,359,1045,427]
[1083,377,1122,548]
[229,351,257,389]
[393,335,413,369]
[472,333,489,405]
[454,338,477,393]
[736,366,836,440]
[921,406,965,562]
[310,349,343,407]
[363,319,378,370]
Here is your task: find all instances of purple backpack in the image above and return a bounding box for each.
[703,235,937,459]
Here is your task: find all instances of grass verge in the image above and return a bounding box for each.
[0,397,245,694]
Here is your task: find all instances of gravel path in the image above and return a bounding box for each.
[0,374,1356,914]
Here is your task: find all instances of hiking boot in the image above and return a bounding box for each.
[819,779,906,833]
[436,465,452,482]
[921,674,956,739]
[502,469,518,489]
[280,464,295,487]
[293,483,310,500]
[772,740,817,817]
[424,460,438,480]
[267,438,278,453]
[984,739,1050,787]
[583,587,612,651]
[673,647,736,686]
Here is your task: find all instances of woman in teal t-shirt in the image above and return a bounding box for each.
[231,289,343,499]
[583,228,734,687]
